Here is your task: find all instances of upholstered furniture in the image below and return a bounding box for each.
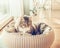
[1,25,54,48]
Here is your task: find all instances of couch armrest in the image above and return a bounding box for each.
[0,16,14,31]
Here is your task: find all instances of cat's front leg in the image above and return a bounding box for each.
[14,17,21,31]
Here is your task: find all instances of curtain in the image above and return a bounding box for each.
[9,0,24,18]
[0,0,10,24]
[0,0,9,15]
[0,0,24,25]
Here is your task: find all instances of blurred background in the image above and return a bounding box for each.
[0,0,60,48]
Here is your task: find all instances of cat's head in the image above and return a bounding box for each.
[19,16,32,28]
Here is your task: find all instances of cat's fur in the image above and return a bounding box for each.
[17,16,51,35]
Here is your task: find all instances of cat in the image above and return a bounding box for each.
[17,16,38,35]
[17,16,33,34]
[15,16,51,35]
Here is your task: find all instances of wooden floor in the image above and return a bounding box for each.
[50,10,60,48]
